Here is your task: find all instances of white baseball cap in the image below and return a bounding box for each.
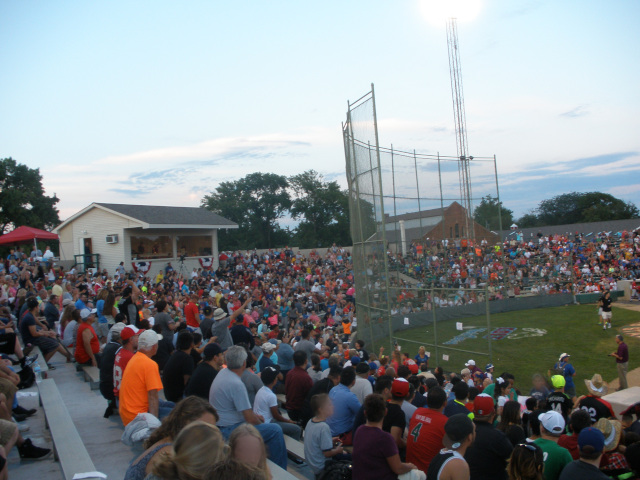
[80,308,97,319]
[539,411,565,435]
[465,359,476,367]
[138,330,162,349]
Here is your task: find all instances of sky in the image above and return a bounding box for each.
[1,0,639,224]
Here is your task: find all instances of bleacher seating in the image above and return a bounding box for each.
[268,459,300,480]
[81,365,100,390]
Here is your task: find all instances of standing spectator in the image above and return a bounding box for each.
[294,329,321,358]
[577,374,616,423]
[558,409,593,460]
[199,306,214,341]
[276,332,294,379]
[444,381,472,418]
[230,314,254,348]
[507,443,545,480]
[208,346,287,469]
[210,298,248,351]
[406,385,448,474]
[183,294,200,332]
[75,308,101,367]
[610,335,629,390]
[253,365,302,440]
[352,394,417,479]
[284,351,313,422]
[154,300,176,343]
[497,400,527,447]
[558,427,610,480]
[354,339,369,361]
[351,362,373,404]
[554,354,576,400]
[185,343,225,400]
[547,375,573,423]
[162,331,195,402]
[414,346,429,368]
[427,414,476,480]
[113,325,141,398]
[387,378,409,452]
[118,282,140,327]
[599,290,613,330]
[304,393,346,478]
[100,323,126,418]
[119,330,174,426]
[464,394,513,480]
[327,367,361,444]
[533,411,573,480]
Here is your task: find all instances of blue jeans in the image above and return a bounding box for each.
[219,422,287,469]
[159,400,175,420]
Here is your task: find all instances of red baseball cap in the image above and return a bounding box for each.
[121,326,143,341]
[473,394,495,416]
[392,378,410,397]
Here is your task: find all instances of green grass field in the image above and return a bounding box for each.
[380,304,640,397]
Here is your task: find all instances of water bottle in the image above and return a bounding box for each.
[33,362,42,384]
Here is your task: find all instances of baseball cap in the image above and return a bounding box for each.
[261,343,276,353]
[408,362,419,374]
[485,363,494,371]
[110,322,126,337]
[539,411,565,435]
[465,359,476,367]
[203,343,225,360]
[559,353,570,362]
[138,330,162,349]
[473,394,495,416]
[445,413,475,448]
[268,339,281,346]
[350,356,361,366]
[369,362,378,371]
[62,298,74,306]
[551,375,566,389]
[356,362,370,374]
[578,427,605,453]
[80,308,97,319]
[121,325,142,341]
[261,365,280,385]
[392,378,410,397]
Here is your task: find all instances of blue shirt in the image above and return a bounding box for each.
[75,299,87,311]
[96,299,107,324]
[277,343,295,371]
[564,362,575,388]
[327,384,361,436]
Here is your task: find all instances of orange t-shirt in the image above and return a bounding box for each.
[119,352,163,426]
[75,323,100,364]
[342,321,351,335]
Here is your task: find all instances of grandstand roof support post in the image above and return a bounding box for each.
[493,155,503,233]
[413,150,425,244]
[371,82,394,352]
[431,285,439,362]
[485,284,493,363]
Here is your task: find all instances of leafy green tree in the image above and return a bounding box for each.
[516,212,541,228]
[0,158,60,234]
[202,172,291,249]
[535,192,639,226]
[473,195,513,231]
[289,170,351,248]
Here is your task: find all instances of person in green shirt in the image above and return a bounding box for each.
[534,411,573,480]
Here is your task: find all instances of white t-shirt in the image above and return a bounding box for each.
[253,386,277,423]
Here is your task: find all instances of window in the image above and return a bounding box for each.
[461,226,465,237]
[130,235,172,260]
[176,236,212,258]
[454,223,459,238]
[449,227,453,238]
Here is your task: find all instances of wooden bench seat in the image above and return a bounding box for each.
[268,459,300,480]
[284,435,306,460]
[82,365,100,390]
[38,378,102,480]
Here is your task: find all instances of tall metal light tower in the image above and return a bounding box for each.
[446,17,474,240]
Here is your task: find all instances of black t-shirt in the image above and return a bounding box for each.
[230,324,254,348]
[547,391,574,421]
[162,350,195,402]
[184,362,218,400]
[464,422,513,480]
[356,348,369,361]
[199,317,213,340]
[19,312,37,345]
[353,401,406,438]
[578,396,614,423]
[152,337,175,372]
[600,295,612,312]
[190,348,202,367]
[99,342,121,397]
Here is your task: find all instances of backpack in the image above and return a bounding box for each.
[319,460,352,480]
[550,362,566,377]
[18,364,35,390]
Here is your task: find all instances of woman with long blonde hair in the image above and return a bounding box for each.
[228,424,271,479]
[149,422,228,480]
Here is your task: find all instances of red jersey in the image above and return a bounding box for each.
[184,301,199,328]
[113,348,135,397]
[75,323,100,364]
[406,408,448,474]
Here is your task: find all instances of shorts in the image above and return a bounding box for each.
[598,308,603,316]
[0,379,16,411]
[96,323,110,339]
[565,385,576,398]
[0,419,16,447]
[602,311,612,320]
[33,336,61,355]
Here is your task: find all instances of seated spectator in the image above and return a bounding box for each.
[507,443,544,480]
[240,349,264,405]
[327,367,361,445]
[351,362,373,404]
[352,394,417,479]
[125,396,218,480]
[0,416,52,460]
[388,378,410,452]
[623,442,640,480]
[151,325,175,372]
[185,343,225,400]
[61,307,80,348]
[621,412,640,435]
[300,365,342,428]
[119,330,175,426]
[284,351,313,422]
[253,365,302,440]
[464,394,513,480]
[99,322,126,418]
[558,409,592,460]
[147,422,227,480]
[444,381,472,418]
[428,413,476,479]
[304,393,348,477]
[559,427,610,480]
[576,374,616,423]
[229,424,271,480]
[162,330,195,402]
[406,385,448,474]
[497,400,526,447]
[533,411,573,480]
[209,346,287,469]
[75,308,101,367]
[401,383,418,426]
[113,325,141,399]
[594,418,627,474]
[19,297,71,366]
[256,342,276,373]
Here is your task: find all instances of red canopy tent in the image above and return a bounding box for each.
[0,226,59,251]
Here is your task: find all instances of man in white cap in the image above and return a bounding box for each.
[533,411,573,480]
[119,330,174,425]
[465,359,480,376]
[554,353,576,400]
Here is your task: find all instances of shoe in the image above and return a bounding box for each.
[13,413,27,422]
[24,354,38,367]
[46,364,56,370]
[17,422,29,433]
[603,325,606,330]
[18,438,52,460]
[13,406,37,417]
[607,324,611,329]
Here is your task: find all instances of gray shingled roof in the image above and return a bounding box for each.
[499,218,640,240]
[96,203,237,227]
[384,202,460,222]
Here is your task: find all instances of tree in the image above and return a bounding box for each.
[289,171,351,248]
[534,192,639,226]
[0,158,60,234]
[516,212,541,228]
[202,172,291,249]
[473,195,513,231]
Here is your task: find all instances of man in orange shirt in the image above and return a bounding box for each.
[184,294,200,331]
[119,330,174,425]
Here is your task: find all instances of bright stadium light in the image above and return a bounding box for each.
[418,0,483,26]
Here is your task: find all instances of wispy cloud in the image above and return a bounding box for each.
[560,105,590,118]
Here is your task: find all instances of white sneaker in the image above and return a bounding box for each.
[607,323,611,329]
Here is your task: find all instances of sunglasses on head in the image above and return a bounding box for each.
[517,444,537,453]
